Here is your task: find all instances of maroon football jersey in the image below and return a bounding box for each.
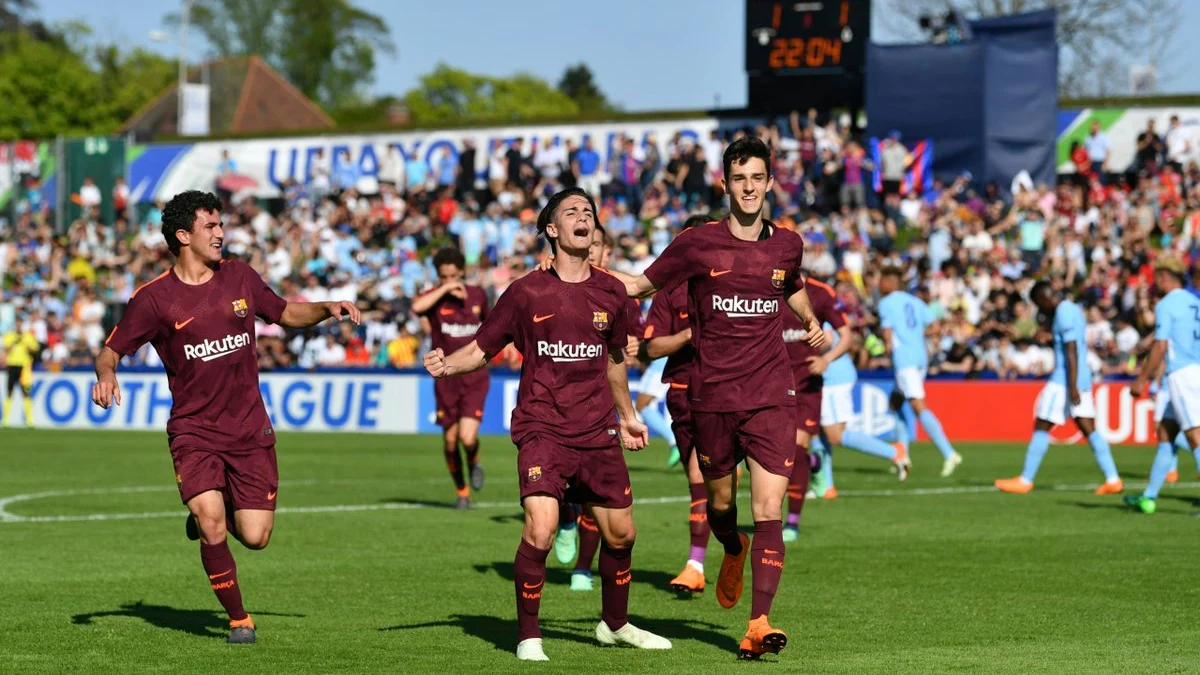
[643,219,805,412]
[643,282,694,386]
[783,278,846,382]
[474,266,630,449]
[625,297,645,341]
[105,260,287,452]
[418,285,489,354]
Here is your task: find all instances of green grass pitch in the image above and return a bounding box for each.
[1,429,1198,674]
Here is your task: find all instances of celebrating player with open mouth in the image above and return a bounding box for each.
[423,187,671,662]
[91,190,360,645]
[616,137,825,660]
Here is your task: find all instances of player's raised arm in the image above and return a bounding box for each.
[424,340,491,379]
[279,300,361,328]
[410,278,467,316]
[786,287,826,349]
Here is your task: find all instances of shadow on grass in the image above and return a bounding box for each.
[379,613,734,653]
[1062,500,1140,512]
[378,613,592,652]
[71,601,304,639]
[471,561,696,600]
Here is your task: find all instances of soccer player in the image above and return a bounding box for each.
[91,190,360,645]
[2,317,38,428]
[644,213,709,594]
[877,268,963,477]
[781,275,852,542]
[617,137,826,660]
[1126,367,1200,513]
[412,247,490,508]
[423,187,670,661]
[994,282,1122,494]
[1127,256,1200,513]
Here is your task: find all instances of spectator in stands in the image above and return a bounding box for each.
[1084,120,1110,183]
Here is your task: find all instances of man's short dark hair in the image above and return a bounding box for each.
[162,190,221,256]
[1030,280,1054,303]
[537,187,598,253]
[682,215,709,231]
[432,247,466,270]
[881,266,904,280]
[722,136,772,179]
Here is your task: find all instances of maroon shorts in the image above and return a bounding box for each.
[692,406,797,479]
[170,445,279,511]
[666,386,695,461]
[435,370,489,427]
[517,435,633,509]
[794,377,822,437]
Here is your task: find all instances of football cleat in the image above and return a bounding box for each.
[668,564,705,594]
[782,526,799,543]
[1166,469,1179,484]
[1123,495,1157,514]
[1093,479,1123,495]
[716,532,750,609]
[994,477,1034,494]
[596,621,672,649]
[469,463,485,491]
[666,445,681,468]
[941,452,963,477]
[738,616,787,660]
[570,571,594,592]
[516,638,549,661]
[186,514,200,541]
[553,525,578,565]
[227,616,255,644]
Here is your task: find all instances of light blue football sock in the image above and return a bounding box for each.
[891,413,910,451]
[1020,430,1052,483]
[1144,442,1176,500]
[1087,431,1119,483]
[843,429,899,461]
[902,404,918,444]
[820,443,834,489]
[640,404,675,446]
[918,409,955,460]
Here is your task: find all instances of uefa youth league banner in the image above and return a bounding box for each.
[3,369,1161,445]
[126,117,720,204]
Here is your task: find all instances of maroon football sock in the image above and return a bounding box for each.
[707,502,743,556]
[599,544,632,631]
[750,520,785,619]
[200,540,248,621]
[575,515,601,573]
[464,441,480,467]
[443,445,466,491]
[514,540,549,641]
[688,483,710,557]
[786,445,810,527]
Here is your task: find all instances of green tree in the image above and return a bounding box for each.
[0,32,109,138]
[168,0,394,110]
[557,63,616,114]
[93,45,178,127]
[404,64,580,125]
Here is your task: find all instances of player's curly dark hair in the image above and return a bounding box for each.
[682,215,709,231]
[722,136,772,180]
[432,247,466,270]
[161,190,221,256]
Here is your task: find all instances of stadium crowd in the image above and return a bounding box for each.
[1,110,1198,379]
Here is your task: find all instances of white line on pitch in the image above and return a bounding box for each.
[1,481,1195,525]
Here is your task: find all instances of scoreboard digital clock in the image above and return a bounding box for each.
[745,0,870,75]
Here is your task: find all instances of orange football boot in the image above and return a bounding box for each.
[716,532,750,609]
[822,486,838,500]
[738,615,788,660]
[1093,479,1124,495]
[668,564,705,594]
[994,477,1034,494]
[1166,469,1179,484]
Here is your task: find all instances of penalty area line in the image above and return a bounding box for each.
[1,481,1194,524]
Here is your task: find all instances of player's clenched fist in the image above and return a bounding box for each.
[424,348,448,378]
[92,377,121,409]
[804,315,826,349]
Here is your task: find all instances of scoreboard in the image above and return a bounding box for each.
[744,0,870,112]
[745,0,870,75]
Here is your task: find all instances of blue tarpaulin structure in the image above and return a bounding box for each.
[866,9,1057,193]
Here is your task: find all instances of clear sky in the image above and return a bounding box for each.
[39,0,1200,111]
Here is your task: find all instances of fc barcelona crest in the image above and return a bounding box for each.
[592,311,610,331]
[232,298,248,317]
[527,466,542,483]
[770,269,786,289]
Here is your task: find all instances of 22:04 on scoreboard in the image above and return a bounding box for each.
[745,0,871,76]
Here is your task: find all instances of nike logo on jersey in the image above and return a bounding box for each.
[709,269,733,277]
[174,317,195,330]
[533,313,555,323]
